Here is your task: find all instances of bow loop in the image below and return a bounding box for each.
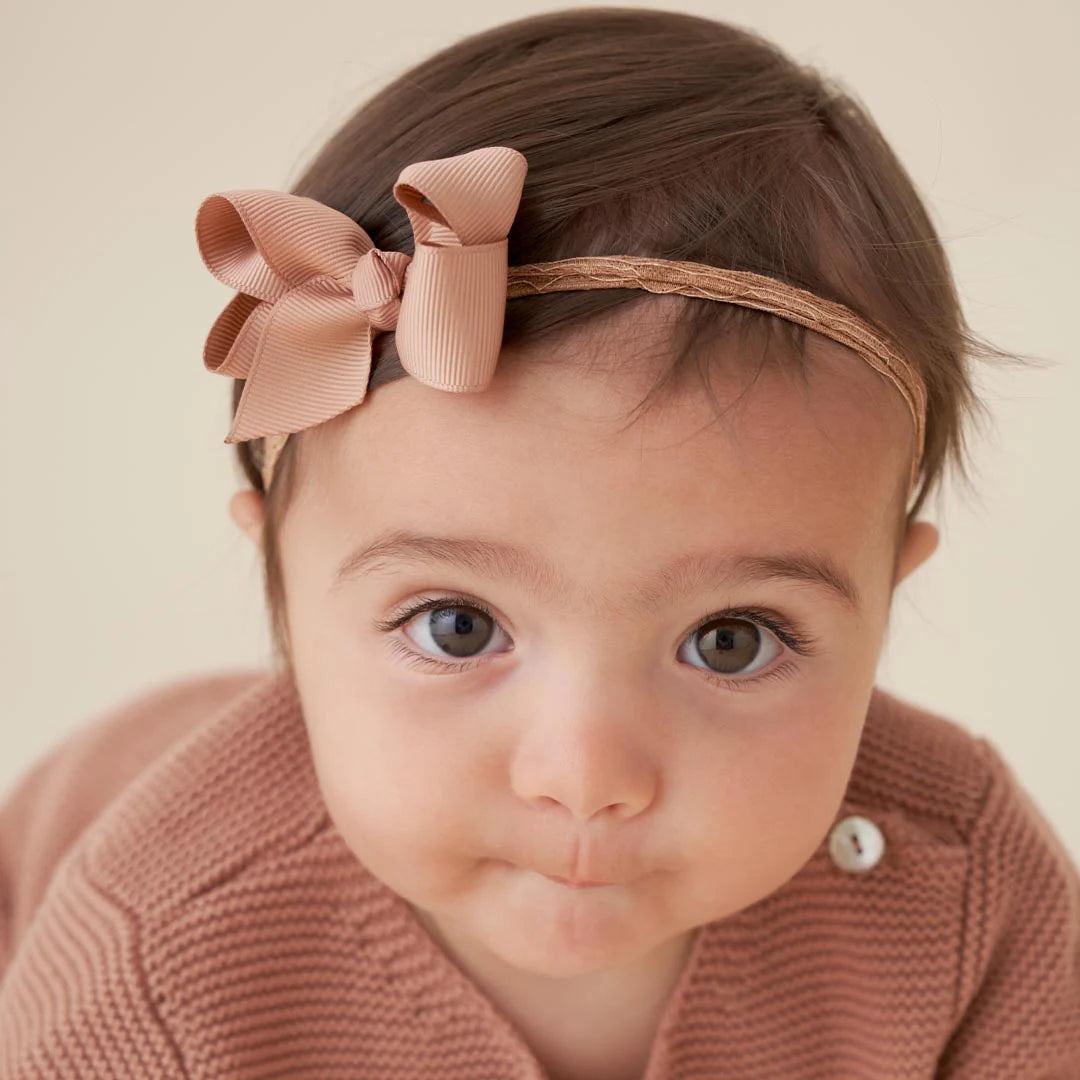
[390,145,528,391]
[196,190,376,296]
[393,145,527,247]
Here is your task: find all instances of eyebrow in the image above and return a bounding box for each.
[330,529,862,615]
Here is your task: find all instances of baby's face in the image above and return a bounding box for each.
[266,304,932,1001]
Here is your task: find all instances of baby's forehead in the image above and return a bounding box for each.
[512,298,906,429]
[303,332,906,573]
[508,322,907,485]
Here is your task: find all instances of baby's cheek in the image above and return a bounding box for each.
[317,715,476,865]
[685,705,862,908]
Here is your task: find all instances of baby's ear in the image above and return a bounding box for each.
[893,519,939,587]
[228,490,266,551]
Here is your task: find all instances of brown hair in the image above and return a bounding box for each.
[226,6,1043,669]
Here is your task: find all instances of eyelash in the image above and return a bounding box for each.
[373,593,820,693]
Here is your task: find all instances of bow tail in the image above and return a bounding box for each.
[225,281,377,444]
[205,292,267,379]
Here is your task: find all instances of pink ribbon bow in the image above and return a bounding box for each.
[195,145,529,444]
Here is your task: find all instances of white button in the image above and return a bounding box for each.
[828,814,885,873]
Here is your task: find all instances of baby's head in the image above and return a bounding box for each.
[222,9,1017,994]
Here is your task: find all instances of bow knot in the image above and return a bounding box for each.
[195,145,528,444]
[350,248,411,332]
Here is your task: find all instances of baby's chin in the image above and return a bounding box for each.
[407,858,685,982]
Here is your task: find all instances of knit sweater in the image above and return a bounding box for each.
[0,669,1078,1079]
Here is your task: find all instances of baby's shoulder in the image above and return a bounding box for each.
[851,687,1080,1065]
[71,664,332,921]
[849,685,996,847]
[0,668,269,960]
[852,685,1074,880]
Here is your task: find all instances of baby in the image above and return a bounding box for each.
[1,8,1077,1079]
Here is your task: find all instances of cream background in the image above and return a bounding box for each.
[2,1,1077,860]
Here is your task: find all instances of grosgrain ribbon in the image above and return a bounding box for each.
[194,145,529,445]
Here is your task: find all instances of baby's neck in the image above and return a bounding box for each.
[498,930,697,1080]
[412,904,698,1079]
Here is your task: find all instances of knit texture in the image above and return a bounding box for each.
[1,668,1078,1078]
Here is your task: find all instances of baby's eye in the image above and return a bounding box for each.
[390,596,793,682]
[676,615,784,679]
[401,600,507,660]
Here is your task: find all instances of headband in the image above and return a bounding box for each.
[195,145,927,496]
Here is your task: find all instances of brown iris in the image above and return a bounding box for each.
[691,617,762,674]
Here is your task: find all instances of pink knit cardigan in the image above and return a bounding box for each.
[1,668,1078,1078]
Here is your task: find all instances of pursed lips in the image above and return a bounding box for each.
[497,859,617,888]
[541,874,614,888]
